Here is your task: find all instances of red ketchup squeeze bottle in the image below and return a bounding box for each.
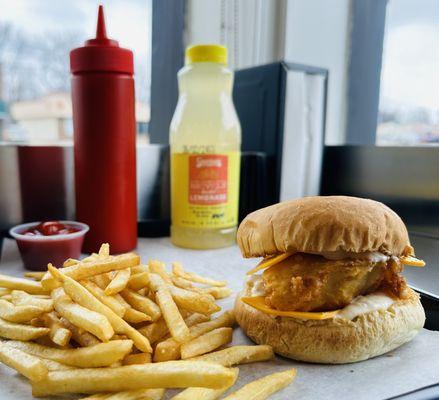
[70,6,137,253]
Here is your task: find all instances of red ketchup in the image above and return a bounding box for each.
[23,221,80,236]
[70,6,137,253]
[10,221,89,271]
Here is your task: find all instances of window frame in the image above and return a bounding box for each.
[149,0,186,144]
[345,0,388,145]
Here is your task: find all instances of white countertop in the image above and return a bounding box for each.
[1,237,439,400]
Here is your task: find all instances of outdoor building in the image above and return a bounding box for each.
[5,92,149,143]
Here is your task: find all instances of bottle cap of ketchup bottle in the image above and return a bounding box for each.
[70,6,133,74]
[70,6,137,254]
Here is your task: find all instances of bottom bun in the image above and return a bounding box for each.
[234,288,425,364]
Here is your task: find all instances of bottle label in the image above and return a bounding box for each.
[172,152,240,229]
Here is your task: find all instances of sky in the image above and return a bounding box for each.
[0,0,436,114]
[0,0,151,62]
[0,0,151,95]
[379,0,439,113]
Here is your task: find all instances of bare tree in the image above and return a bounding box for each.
[0,22,85,102]
[0,22,34,102]
[0,22,149,105]
[34,31,84,95]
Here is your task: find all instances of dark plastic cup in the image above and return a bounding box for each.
[9,221,89,271]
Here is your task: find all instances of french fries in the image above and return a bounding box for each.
[48,266,152,353]
[148,273,189,343]
[82,280,127,317]
[41,253,140,291]
[51,286,114,342]
[24,272,46,281]
[154,311,235,362]
[82,254,100,263]
[59,317,100,347]
[131,264,149,275]
[31,361,237,396]
[191,345,274,366]
[82,395,110,400]
[171,347,277,400]
[121,288,161,321]
[170,276,231,300]
[180,327,233,359]
[93,273,111,289]
[98,243,110,258]
[112,334,128,340]
[0,298,44,323]
[172,263,226,287]
[123,308,151,323]
[168,285,220,315]
[149,260,173,284]
[171,275,198,290]
[38,357,74,371]
[10,290,54,312]
[112,293,151,323]
[113,388,164,400]
[0,274,48,295]
[105,268,131,295]
[137,318,171,344]
[33,335,68,348]
[5,340,133,368]
[39,312,72,347]
[94,388,166,400]
[222,369,297,400]
[122,352,152,365]
[171,368,239,400]
[139,313,209,345]
[202,286,232,300]
[127,272,150,290]
[0,244,291,400]
[0,342,48,381]
[0,317,49,340]
[63,258,80,267]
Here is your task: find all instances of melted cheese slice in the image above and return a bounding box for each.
[246,253,293,275]
[241,296,340,320]
[246,253,426,276]
[400,256,425,267]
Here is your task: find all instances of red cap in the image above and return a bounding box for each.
[70,5,133,74]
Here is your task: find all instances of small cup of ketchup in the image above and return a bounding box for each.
[9,221,89,271]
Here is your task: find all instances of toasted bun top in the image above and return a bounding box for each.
[237,196,410,258]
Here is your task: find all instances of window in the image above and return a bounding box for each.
[377,0,439,145]
[0,0,151,144]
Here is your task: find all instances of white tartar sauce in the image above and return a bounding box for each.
[316,251,389,263]
[246,275,266,297]
[335,292,394,320]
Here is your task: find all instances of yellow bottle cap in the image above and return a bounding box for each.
[185,44,227,65]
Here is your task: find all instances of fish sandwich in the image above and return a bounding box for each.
[235,196,426,364]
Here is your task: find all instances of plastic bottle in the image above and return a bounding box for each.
[170,45,241,249]
[70,6,137,253]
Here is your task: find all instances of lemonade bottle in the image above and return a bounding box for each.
[170,45,241,249]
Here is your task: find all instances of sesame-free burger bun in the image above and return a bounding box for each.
[234,287,425,364]
[237,196,410,258]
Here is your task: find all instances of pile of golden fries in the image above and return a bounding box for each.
[0,244,296,399]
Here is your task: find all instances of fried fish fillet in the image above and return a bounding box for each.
[262,253,406,312]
